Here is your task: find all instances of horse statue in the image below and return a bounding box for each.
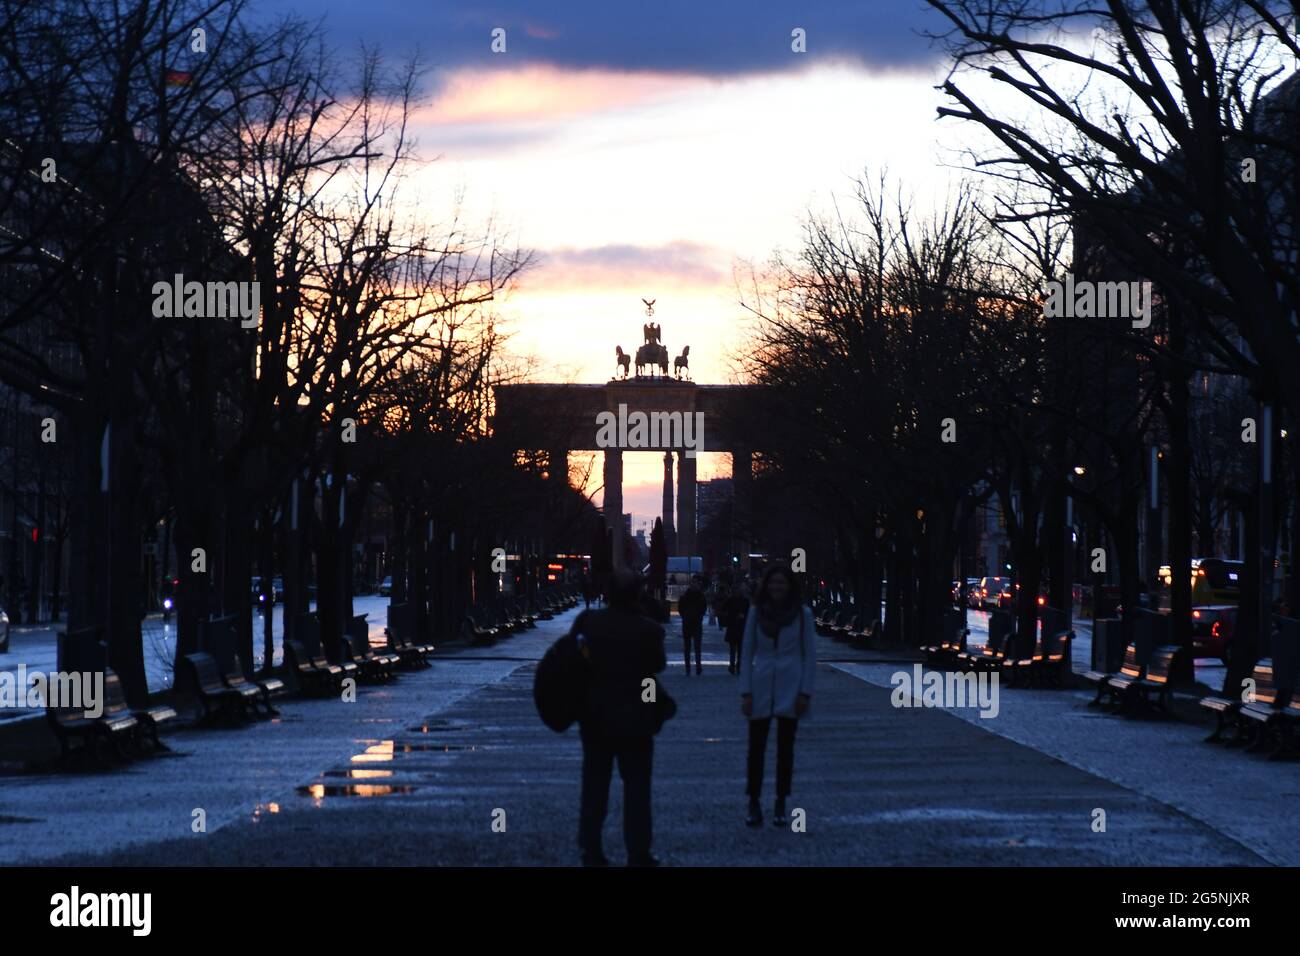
[615,346,631,380]
[673,345,690,380]
[635,341,669,377]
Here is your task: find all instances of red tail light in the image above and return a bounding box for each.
[1211,621,1221,639]
[1036,595,1045,606]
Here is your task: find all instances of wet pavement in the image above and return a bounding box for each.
[3,606,1276,867]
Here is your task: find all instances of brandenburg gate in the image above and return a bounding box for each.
[493,313,756,569]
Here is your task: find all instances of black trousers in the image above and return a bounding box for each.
[579,728,653,859]
[682,623,702,669]
[727,642,741,671]
[747,716,798,798]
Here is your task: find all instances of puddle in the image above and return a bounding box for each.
[408,722,468,733]
[297,783,417,799]
[323,768,394,779]
[351,741,395,763]
[251,802,281,822]
[391,742,476,753]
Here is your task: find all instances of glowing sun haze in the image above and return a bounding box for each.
[257,0,979,525]
[410,60,973,519]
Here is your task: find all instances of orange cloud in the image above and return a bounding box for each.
[419,65,704,126]
[526,241,729,292]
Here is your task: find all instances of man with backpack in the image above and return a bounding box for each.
[677,576,708,675]
[570,569,667,866]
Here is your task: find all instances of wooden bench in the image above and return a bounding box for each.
[1238,658,1289,754]
[923,614,969,668]
[385,603,433,668]
[466,607,499,642]
[1103,643,1146,699]
[284,638,343,695]
[221,657,280,717]
[348,615,401,675]
[1082,652,1121,706]
[103,668,177,752]
[1200,675,1252,743]
[1095,643,1146,707]
[830,608,856,639]
[47,694,139,763]
[1007,629,1072,687]
[957,620,1011,673]
[183,652,253,723]
[849,616,878,644]
[341,619,398,683]
[1129,645,1180,713]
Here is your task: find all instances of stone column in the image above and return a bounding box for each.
[662,451,677,555]
[677,450,697,557]
[732,447,752,571]
[603,448,624,569]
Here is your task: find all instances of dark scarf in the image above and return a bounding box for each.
[757,599,799,640]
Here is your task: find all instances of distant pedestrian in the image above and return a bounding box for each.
[721,586,749,675]
[677,577,707,675]
[739,564,815,828]
[573,568,668,866]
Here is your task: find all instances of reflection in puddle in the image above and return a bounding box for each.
[323,768,394,779]
[251,802,281,822]
[298,783,416,800]
[408,723,468,733]
[392,742,475,753]
[351,741,395,763]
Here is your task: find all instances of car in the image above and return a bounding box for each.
[977,576,1011,611]
[379,576,393,597]
[950,579,977,607]
[1191,558,1243,605]
[1191,604,1237,664]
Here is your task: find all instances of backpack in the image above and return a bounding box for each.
[533,614,590,732]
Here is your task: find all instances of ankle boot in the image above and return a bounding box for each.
[745,797,763,828]
[773,797,788,827]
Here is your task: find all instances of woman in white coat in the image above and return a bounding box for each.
[740,564,816,827]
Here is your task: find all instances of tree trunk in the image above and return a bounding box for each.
[1166,371,1195,681]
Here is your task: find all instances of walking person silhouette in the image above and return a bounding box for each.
[574,569,668,866]
[721,584,750,675]
[677,576,707,675]
[739,564,815,828]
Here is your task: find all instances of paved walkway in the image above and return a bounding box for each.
[3,606,1278,867]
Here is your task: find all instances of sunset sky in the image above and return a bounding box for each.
[266,0,1003,532]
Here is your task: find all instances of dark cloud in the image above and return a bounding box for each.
[257,0,945,75]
